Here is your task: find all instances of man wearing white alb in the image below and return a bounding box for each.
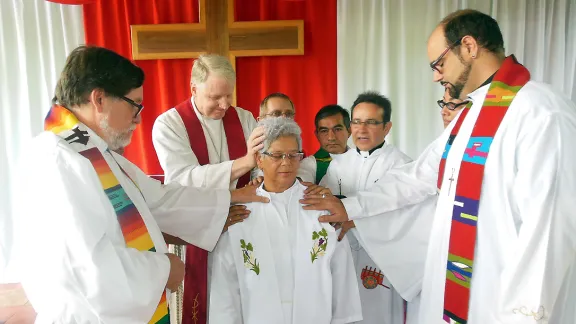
[152,54,263,324]
[319,91,434,324]
[305,9,576,324]
[10,46,266,323]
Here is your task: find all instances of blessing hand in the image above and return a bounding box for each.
[299,193,349,223]
[223,205,251,233]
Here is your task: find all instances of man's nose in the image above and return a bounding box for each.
[134,114,142,124]
[327,129,336,140]
[219,98,230,109]
[432,70,443,83]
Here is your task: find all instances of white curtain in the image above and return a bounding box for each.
[337,0,576,158]
[0,0,85,282]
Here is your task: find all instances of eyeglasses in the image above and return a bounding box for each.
[263,111,295,119]
[120,96,144,118]
[350,119,385,127]
[437,100,469,111]
[430,38,462,73]
[262,152,304,162]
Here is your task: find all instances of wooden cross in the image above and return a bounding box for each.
[130,0,304,103]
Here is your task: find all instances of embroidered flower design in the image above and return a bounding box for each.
[310,228,328,263]
[512,305,546,321]
[240,239,260,275]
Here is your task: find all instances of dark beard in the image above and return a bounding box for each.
[449,61,472,99]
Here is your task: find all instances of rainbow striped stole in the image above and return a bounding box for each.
[45,105,170,324]
[436,56,530,323]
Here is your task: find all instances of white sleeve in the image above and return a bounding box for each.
[498,111,576,322]
[152,115,234,189]
[330,235,363,324]
[12,149,170,323]
[342,133,448,220]
[118,156,231,251]
[352,196,437,301]
[209,233,243,324]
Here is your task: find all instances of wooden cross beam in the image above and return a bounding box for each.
[130,0,304,70]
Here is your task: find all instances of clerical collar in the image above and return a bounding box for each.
[356,141,385,157]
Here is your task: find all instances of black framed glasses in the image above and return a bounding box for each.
[430,38,462,73]
[437,100,469,111]
[120,96,144,118]
[262,151,304,162]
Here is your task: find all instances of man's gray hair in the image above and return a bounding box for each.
[191,54,236,85]
[257,117,302,153]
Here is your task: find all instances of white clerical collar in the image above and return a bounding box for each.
[466,83,491,103]
[356,141,386,158]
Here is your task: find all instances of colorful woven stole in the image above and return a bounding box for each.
[313,148,332,184]
[437,55,530,323]
[174,99,249,324]
[44,105,170,324]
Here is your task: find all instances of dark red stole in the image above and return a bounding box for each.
[174,99,250,324]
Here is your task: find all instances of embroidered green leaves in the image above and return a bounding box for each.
[310,228,329,263]
[240,239,260,275]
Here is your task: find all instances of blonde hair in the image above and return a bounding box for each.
[191,54,236,85]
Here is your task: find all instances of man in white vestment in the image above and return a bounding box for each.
[9,46,267,324]
[305,9,576,323]
[210,117,362,324]
[152,54,262,324]
[319,92,417,324]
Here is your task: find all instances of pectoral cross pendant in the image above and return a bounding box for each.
[447,168,456,196]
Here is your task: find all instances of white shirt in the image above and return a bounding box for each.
[9,126,231,324]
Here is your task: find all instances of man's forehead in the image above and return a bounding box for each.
[267,98,294,110]
[318,115,344,127]
[352,102,382,117]
[427,26,448,56]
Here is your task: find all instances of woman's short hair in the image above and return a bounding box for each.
[257,117,302,153]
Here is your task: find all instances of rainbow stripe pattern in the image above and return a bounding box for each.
[436,56,530,323]
[45,105,170,324]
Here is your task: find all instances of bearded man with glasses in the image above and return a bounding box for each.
[308,9,576,324]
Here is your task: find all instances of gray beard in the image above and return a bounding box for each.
[99,117,134,151]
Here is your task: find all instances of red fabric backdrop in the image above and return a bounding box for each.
[82,0,337,175]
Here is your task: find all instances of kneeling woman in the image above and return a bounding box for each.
[209,117,362,324]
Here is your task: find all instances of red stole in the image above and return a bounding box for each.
[174,99,250,324]
[436,56,530,323]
